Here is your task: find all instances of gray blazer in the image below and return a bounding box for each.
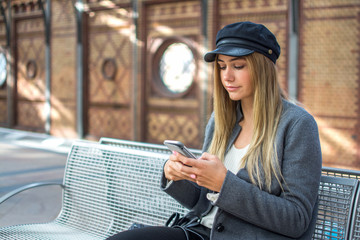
[161,99,322,239]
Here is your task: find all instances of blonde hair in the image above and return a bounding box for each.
[208,52,284,191]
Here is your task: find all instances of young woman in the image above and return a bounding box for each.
[107,21,322,240]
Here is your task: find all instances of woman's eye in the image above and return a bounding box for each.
[234,65,244,70]
[218,65,226,70]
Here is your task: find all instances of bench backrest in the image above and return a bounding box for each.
[322,167,360,239]
[313,175,358,240]
[56,141,188,239]
[99,137,203,158]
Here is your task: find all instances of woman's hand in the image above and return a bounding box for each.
[164,151,227,192]
[164,151,195,182]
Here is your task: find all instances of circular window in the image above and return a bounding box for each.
[26,60,37,79]
[159,43,195,95]
[0,53,6,87]
[102,58,117,80]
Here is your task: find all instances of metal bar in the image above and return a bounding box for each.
[201,0,208,142]
[5,0,13,127]
[0,182,64,205]
[74,0,84,138]
[45,0,51,134]
[288,0,299,100]
[39,0,51,134]
[132,0,138,140]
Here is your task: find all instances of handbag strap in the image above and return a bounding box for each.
[173,224,206,240]
[165,212,181,227]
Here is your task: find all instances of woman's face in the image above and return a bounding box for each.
[217,54,254,102]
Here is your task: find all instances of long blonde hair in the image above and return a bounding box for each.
[207,52,284,191]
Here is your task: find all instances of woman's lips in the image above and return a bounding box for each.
[225,86,239,92]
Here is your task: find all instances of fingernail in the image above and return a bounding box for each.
[190,174,196,179]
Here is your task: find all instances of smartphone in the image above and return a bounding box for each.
[163,140,196,159]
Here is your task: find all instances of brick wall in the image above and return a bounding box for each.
[299,0,360,169]
[1,0,360,169]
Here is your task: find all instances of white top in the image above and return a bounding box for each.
[200,144,249,229]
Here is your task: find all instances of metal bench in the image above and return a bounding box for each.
[0,141,187,239]
[1,138,360,240]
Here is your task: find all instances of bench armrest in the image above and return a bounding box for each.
[0,182,65,205]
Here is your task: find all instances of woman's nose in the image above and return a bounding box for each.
[222,68,234,82]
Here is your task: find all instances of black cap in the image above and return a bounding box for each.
[204,21,280,64]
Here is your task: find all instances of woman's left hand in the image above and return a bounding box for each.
[177,152,227,192]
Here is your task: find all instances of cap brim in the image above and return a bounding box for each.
[204,45,254,62]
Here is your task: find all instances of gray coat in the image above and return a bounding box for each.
[161,99,322,239]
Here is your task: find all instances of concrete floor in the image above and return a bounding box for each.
[0,129,72,227]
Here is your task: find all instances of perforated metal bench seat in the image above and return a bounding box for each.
[0,223,103,240]
[0,141,188,239]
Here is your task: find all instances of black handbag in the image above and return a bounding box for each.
[128,212,207,240]
[169,213,206,240]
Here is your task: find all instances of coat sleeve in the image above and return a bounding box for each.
[160,171,201,210]
[214,111,322,238]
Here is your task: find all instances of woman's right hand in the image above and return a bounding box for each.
[164,151,194,182]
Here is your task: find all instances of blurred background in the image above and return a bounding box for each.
[0,0,359,170]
